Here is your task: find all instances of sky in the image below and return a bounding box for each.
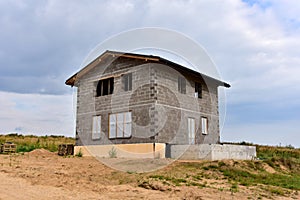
[0,0,299,147]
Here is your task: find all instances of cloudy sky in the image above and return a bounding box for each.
[0,0,299,147]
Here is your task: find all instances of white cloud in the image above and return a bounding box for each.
[222,120,300,148]
[0,0,299,146]
[0,91,75,136]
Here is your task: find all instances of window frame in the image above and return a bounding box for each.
[92,115,101,140]
[195,82,202,98]
[178,76,186,94]
[96,77,114,97]
[188,117,195,144]
[123,73,132,91]
[109,112,132,139]
[201,117,208,135]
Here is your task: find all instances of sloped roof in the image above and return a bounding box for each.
[65,50,230,88]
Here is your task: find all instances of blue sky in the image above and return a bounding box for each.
[0,0,299,147]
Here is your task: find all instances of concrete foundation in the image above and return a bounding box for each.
[74,143,166,159]
[75,143,256,160]
[166,144,256,160]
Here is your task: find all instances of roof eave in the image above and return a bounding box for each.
[65,73,77,86]
[223,82,231,88]
[65,50,231,88]
[158,57,230,88]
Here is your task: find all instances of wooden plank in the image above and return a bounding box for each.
[58,144,74,156]
[1,143,17,153]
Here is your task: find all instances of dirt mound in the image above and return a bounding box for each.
[0,152,299,200]
[27,148,55,157]
[98,158,173,173]
[262,163,276,173]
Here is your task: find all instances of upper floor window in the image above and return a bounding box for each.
[96,77,114,96]
[178,76,186,94]
[195,82,202,98]
[123,73,132,91]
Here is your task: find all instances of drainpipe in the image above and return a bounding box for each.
[153,142,156,159]
[150,134,157,159]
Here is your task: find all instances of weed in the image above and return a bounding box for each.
[230,182,239,193]
[149,175,165,180]
[108,147,117,158]
[193,175,202,181]
[208,165,218,170]
[162,181,170,186]
[149,175,188,186]
[218,161,226,167]
[269,187,285,195]
[75,148,83,157]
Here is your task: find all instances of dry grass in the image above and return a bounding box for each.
[0,133,74,152]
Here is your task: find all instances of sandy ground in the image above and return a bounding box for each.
[0,149,298,200]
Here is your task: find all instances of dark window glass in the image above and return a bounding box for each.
[103,79,109,95]
[96,81,102,97]
[195,82,202,98]
[109,78,114,94]
[96,77,114,96]
[178,76,186,94]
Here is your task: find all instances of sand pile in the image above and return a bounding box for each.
[27,148,55,156]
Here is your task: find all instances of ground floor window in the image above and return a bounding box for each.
[109,112,132,139]
[188,118,195,144]
[92,115,101,140]
[201,117,208,135]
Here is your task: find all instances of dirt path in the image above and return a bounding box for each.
[0,150,176,200]
[0,150,298,200]
[0,172,101,200]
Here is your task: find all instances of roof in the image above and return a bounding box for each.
[65,50,230,88]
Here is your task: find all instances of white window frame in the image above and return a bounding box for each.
[188,118,195,144]
[201,117,208,135]
[92,115,101,140]
[109,112,132,139]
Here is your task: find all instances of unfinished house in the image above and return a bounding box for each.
[66,50,256,160]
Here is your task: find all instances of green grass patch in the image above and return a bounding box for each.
[221,168,300,190]
[149,175,188,186]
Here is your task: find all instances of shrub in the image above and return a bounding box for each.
[17,144,36,152]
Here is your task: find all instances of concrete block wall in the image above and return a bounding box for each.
[75,56,221,146]
[75,56,157,146]
[152,64,220,145]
